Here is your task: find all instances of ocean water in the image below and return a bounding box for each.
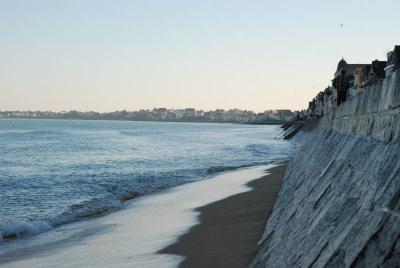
[0,119,294,241]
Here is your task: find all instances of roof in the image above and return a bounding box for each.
[337,58,348,72]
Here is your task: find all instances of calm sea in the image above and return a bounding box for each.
[0,119,294,241]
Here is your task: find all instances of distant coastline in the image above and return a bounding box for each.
[0,108,295,124]
[0,116,286,125]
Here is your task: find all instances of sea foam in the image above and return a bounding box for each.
[0,221,52,241]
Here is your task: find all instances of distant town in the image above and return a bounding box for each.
[0,108,296,124]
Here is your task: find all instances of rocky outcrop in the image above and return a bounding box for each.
[252,70,400,267]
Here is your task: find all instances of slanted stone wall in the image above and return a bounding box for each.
[321,69,400,143]
[252,70,400,267]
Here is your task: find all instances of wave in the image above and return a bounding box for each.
[0,221,52,241]
[0,161,280,243]
[0,130,64,136]
[205,163,268,175]
[119,130,163,137]
[0,199,124,242]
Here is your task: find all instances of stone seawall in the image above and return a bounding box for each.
[252,70,400,267]
[321,69,400,143]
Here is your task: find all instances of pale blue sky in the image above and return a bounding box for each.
[0,0,399,112]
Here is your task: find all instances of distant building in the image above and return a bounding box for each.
[153,108,167,120]
[175,109,185,119]
[332,59,372,105]
[183,108,196,118]
[385,45,400,76]
[166,109,177,120]
[369,60,386,80]
[214,109,226,121]
[276,109,293,121]
[308,100,316,117]
[323,87,334,114]
[354,66,370,89]
[225,109,243,121]
[334,59,370,80]
[195,110,204,117]
[305,46,400,118]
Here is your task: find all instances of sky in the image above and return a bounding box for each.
[0,0,399,112]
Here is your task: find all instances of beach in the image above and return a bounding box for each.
[0,164,286,268]
[161,164,286,268]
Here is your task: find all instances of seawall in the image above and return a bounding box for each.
[252,70,400,267]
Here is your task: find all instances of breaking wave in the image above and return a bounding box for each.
[0,221,52,241]
[0,163,268,242]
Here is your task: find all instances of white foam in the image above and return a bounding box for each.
[0,164,276,268]
[0,221,52,241]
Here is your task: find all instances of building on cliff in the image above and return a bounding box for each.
[252,45,400,267]
[385,45,400,76]
[305,45,398,120]
[333,58,370,82]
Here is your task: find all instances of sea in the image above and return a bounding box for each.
[0,118,294,242]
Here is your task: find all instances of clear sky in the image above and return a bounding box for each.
[0,0,399,112]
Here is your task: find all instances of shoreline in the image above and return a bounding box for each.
[0,164,282,267]
[0,162,272,243]
[160,164,287,268]
[0,117,285,125]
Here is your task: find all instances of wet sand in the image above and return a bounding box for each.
[160,164,287,268]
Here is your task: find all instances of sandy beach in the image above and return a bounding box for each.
[1,164,285,268]
[161,164,287,268]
